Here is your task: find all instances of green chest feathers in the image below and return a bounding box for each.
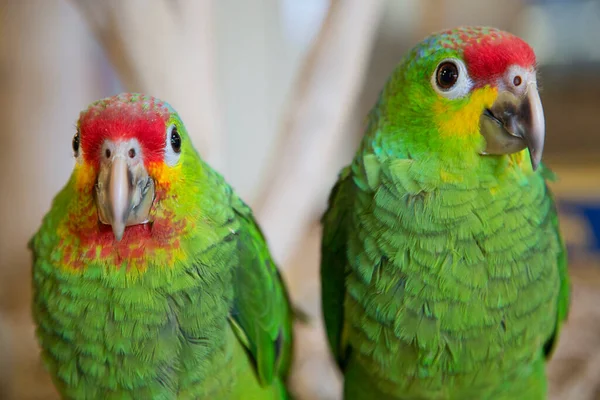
[32,254,250,399]
[343,166,561,398]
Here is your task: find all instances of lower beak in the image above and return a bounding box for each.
[479,84,545,170]
[95,153,155,241]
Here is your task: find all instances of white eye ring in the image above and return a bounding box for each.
[431,58,473,100]
[164,124,181,166]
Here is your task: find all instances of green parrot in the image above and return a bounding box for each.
[321,26,569,400]
[30,93,293,399]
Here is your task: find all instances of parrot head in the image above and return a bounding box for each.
[377,26,544,171]
[69,93,202,246]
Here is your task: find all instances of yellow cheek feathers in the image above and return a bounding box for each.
[435,86,498,137]
[148,161,182,188]
[74,163,97,192]
[75,160,180,192]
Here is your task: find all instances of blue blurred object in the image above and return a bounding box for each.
[560,200,600,254]
[525,0,588,4]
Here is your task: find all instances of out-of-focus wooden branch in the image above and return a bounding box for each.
[547,271,600,400]
[552,349,600,400]
[254,0,384,265]
[0,314,11,398]
[70,0,223,168]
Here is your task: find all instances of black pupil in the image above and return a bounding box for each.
[171,127,181,153]
[437,62,459,89]
[72,132,80,154]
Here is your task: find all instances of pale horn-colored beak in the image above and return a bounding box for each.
[95,140,155,241]
[479,82,545,170]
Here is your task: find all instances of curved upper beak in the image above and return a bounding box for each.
[95,141,155,241]
[479,83,545,170]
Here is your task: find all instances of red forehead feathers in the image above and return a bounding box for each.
[464,31,535,81]
[78,93,174,166]
[464,34,535,81]
[436,27,536,81]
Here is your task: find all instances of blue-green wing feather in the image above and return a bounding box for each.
[320,167,353,368]
[543,185,570,358]
[229,197,293,386]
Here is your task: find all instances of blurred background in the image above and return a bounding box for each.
[1,0,599,399]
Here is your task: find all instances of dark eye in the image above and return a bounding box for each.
[170,126,181,153]
[513,75,522,86]
[435,62,459,90]
[72,130,80,156]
